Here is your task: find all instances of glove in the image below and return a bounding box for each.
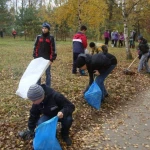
[18,129,34,140]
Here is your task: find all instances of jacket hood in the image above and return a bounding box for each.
[142,38,147,44]
[78,53,92,64]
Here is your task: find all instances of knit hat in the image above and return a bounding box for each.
[76,56,86,68]
[27,84,44,101]
[42,22,50,30]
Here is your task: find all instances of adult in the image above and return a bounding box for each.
[111,30,115,47]
[72,25,87,75]
[19,84,75,146]
[12,29,17,39]
[118,32,124,47]
[104,30,110,46]
[114,31,119,47]
[0,29,3,38]
[33,22,57,87]
[137,35,150,73]
[76,45,117,101]
[130,30,136,48]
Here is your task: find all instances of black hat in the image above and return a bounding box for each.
[138,35,143,40]
[76,56,86,68]
[42,22,50,30]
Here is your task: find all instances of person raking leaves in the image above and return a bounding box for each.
[19,84,75,146]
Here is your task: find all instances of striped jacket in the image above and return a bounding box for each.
[72,32,87,53]
[33,34,57,62]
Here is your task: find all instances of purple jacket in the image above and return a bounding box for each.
[114,32,119,40]
[119,34,124,41]
[104,31,109,38]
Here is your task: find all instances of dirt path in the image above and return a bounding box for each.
[97,90,150,150]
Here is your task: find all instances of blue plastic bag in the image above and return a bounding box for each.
[84,81,102,110]
[33,116,62,150]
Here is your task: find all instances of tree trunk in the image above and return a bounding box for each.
[16,0,17,13]
[122,0,132,59]
[78,0,81,30]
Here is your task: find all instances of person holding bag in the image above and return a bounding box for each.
[76,45,117,101]
[19,84,75,146]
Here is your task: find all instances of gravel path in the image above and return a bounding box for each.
[98,90,150,150]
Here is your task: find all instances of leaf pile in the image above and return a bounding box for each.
[0,40,150,150]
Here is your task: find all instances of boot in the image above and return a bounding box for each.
[62,136,72,146]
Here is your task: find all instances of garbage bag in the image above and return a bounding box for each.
[33,116,62,150]
[16,57,50,99]
[84,81,102,110]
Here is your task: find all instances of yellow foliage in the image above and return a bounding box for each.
[53,0,108,29]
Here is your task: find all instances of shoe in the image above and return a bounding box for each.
[62,136,72,146]
[18,129,34,140]
[72,72,77,74]
[105,94,109,98]
[80,74,88,76]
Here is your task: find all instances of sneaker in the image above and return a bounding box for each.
[80,74,88,76]
[18,129,34,140]
[62,136,72,146]
[105,94,109,98]
[72,72,77,74]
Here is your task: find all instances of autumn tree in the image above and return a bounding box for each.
[0,0,12,29]
[53,0,107,40]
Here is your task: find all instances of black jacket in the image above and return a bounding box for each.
[28,84,75,131]
[33,33,57,62]
[103,52,117,65]
[83,53,117,85]
[138,38,149,54]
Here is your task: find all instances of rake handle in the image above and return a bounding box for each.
[127,55,138,70]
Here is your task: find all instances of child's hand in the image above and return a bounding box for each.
[50,61,52,65]
[57,112,64,118]
[93,70,100,76]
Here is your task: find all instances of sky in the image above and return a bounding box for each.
[7,0,56,9]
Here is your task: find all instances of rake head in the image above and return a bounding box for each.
[123,69,135,75]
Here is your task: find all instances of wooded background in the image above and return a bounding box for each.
[0,0,150,41]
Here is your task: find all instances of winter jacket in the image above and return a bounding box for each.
[82,53,113,85]
[28,84,75,131]
[91,43,103,55]
[114,32,119,40]
[33,33,57,62]
[138,38,149,55]
[72,32,87,53]
[111,32,116,40]
[103,52,117,65]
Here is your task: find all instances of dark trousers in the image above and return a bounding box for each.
[119,40,123,47]
[105,38,109,45]
[72,52,85,75]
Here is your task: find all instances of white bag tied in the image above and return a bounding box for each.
[16,57,50,99]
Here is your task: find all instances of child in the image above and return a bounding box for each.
[89,42,103,55]
[33,22,57,87]
[76,45,117,101]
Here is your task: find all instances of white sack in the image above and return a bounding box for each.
[85,49,89,54]
[16,57,50,99]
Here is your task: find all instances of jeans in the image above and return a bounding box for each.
[37,115,73,137]
[95,65,116,100]
[37,65,51,87]
[138,53,150,73]
[72,52,85,75]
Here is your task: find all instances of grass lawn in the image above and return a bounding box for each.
[0,37,150,150]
